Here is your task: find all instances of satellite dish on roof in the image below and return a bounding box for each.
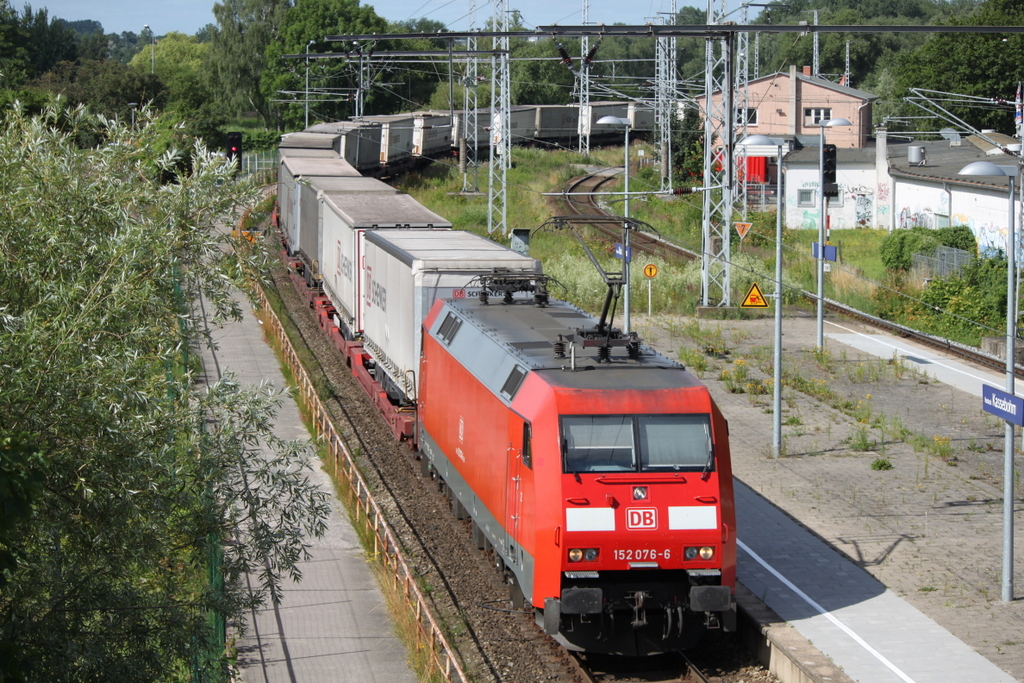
[940,127,962,146]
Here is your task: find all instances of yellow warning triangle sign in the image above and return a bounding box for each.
[734,221,753,239]
[741,282,770,308]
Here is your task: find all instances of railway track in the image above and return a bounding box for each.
[560,168,1020,378]
[573,650,714,683]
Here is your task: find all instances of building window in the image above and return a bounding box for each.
[804,107,832,126]
[735,107,758,126]
[935,213,950,228]
[798,189,816,207]
[829,191,844,207]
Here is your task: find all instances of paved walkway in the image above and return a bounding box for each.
[826,319,1019,399]
[735,480,1016,682]
[199,293,416,683]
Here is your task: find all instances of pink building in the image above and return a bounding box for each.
[697,65,877,149]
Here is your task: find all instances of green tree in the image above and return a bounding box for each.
[32,58,163,118]
[127,30,223,131]
[208,0,291,124]
[0,100,330,681]
[18,5,77,77]
[891,0,1024,134]
[261,0,388,128]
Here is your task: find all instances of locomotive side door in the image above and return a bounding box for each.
[505,414,529,571]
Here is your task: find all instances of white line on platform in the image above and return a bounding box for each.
[824,320,1022,397]
[737,538,916,683]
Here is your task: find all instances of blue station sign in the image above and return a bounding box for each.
[982,385,1024,426]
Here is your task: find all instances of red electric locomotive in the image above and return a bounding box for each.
[417,275,736,656]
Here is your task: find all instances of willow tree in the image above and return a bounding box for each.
[0,101,330,682]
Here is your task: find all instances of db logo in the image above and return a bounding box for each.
[452,288,467,299]
[626,508,658,530]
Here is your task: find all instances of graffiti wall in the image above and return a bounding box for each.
[784,164,878,230]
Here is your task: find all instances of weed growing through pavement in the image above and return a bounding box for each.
[678,346,708,375]
[681,320,729,356]
[849,426,873,451]
[871,457,894,471]
[812,346,834,372]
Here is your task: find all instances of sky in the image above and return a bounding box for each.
[34,0,702,37]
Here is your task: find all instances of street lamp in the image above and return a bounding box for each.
[959,158,1019,602]
[143,24,154,74]
[128,102,138,128]
[815,117,852,348]
[305,39,315,128]
[597,114,633,333]
[739,134,787,458]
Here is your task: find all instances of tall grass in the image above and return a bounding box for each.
[396,148,892,319]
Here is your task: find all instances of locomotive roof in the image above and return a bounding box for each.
[364,230,540,270]
[321,196,452,228]
[430,296,701,401]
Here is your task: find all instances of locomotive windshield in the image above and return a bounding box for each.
[561,414,713,473]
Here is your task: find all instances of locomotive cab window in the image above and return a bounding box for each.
[561,414,713,473]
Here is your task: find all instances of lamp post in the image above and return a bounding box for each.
[597,115,633,333]
[815,117,852,348]
[959,159,1019,602]
[143,25,154,74]
[305,39,315,129]
[128,102,138,128]
[739,134,787,457]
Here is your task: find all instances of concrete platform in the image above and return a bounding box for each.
[198,294,416,683]
[728,317,1019,682]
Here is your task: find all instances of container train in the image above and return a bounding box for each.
[281,100,654,178]
[273,112,737,656]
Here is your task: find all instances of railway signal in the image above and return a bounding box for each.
[226,131,242,172]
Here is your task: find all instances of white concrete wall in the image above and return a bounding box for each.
[949,185,1017,256]
[784,163,876,230]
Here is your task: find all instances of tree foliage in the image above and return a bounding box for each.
[0,101,330,681]
[208,0,291,124]
[889,0,1024,133]
[879,224,977,271]
[260,0,388,128]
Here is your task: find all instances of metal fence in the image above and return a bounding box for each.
[253,286,470,683]
[912,245,973,280]
[241,150,277,178]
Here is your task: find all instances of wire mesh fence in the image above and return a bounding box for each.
[912,245,973,281]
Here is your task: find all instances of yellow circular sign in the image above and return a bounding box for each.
[644,264,658,279]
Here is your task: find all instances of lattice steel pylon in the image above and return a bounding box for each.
[734,4,751,219]
[655,1,677,192]
[461,0,480,192]
[701,0,736,307]
[579,0,591,156]
[487,0,511,234]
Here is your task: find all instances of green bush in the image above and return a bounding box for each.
[880,227,940,271]
[935,224,977,253]
[880,225,978,271]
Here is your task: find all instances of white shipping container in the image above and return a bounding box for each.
[360,230,542,402]
[412,112,453,157]
[319,196,451,339]
[278,157,360,256]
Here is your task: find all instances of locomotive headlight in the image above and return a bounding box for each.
[568,548,599,563]
[684,546,715,561]
[632,486,648,500]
